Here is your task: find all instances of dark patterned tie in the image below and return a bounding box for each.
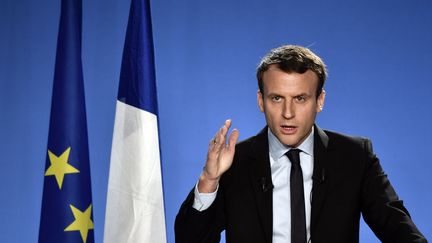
[287,149,307,243]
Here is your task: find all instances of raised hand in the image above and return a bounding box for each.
[198,119,239,193]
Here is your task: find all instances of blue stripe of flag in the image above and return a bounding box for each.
[117,0,158,115]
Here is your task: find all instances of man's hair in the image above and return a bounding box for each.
[256,45,327,97]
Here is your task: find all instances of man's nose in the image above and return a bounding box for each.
[283,99,295,119]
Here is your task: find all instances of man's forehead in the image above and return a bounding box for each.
[263,68,319,82]
[262,68,320,95]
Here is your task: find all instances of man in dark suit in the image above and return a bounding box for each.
[175,45,426,242]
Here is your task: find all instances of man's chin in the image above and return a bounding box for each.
[277,136,300,148]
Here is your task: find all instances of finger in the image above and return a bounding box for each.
[218,119,230,142]
[215,127,226,152]
[224,119,232,130]
[209,125,223,146]
[209,119,232,148]
[220,119,233,142]
[227,128,239,151]
[220,126,228,145]
[209,136,217,146]
[219,119,229,139]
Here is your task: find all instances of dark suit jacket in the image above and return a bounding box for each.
[175,126,426,243]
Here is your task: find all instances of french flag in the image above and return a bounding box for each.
[104,0,166,242]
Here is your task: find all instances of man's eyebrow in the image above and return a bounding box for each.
[266,92,312,98]
[294,93,311,97]
[266,92,283,97]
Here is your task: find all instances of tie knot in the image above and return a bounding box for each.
[286,148,301,165]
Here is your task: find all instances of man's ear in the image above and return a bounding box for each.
[317,89,326,112]
[257,90,264,113]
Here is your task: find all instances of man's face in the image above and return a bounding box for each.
[258,65,325,147]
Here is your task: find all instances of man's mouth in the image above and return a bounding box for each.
[281,125,297,134]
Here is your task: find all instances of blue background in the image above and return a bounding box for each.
[0,0,431,242]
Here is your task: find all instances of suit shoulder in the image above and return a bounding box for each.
[323,129,373,152]
[233,133,260,155]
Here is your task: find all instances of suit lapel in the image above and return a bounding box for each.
[310,125,331,233]
[247,127,273,243]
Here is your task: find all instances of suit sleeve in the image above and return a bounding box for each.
[360,139,427,242]
[175,187,225,243]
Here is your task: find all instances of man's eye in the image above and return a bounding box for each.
[295,96,306,102]
[272,96,282,102]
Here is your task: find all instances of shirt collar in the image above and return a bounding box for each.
[268,126,315,161]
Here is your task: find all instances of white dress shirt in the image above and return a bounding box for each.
[268,127,314,242]
[193,127,315,243]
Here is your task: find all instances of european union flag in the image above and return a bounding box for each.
[38,0,94,242]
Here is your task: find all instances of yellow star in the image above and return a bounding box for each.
[45,147,80,189]
[64,204,94,243]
